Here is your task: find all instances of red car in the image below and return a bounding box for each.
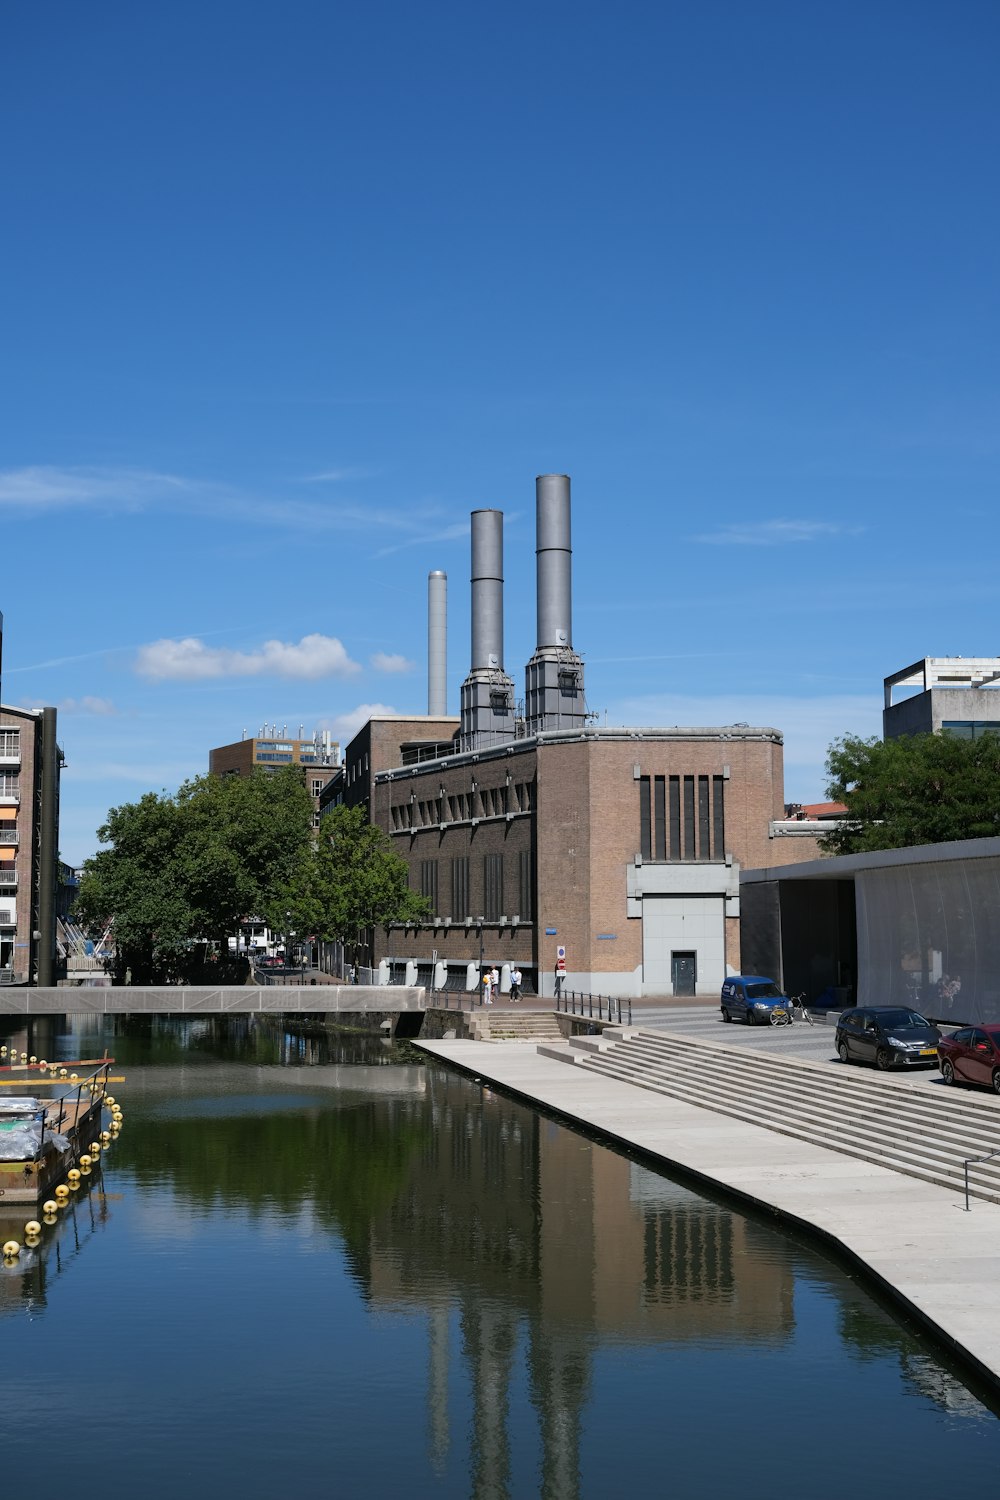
[937,1025,1000,1094]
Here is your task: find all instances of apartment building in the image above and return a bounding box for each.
[0,704,62,984]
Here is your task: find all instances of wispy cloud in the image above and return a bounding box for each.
[19,696,118,716]
[691,519,859,546]
[0,463,463,544]
[0,465,192,510]
[298,467,375,484]
[370,651,415,674]
[135,634,362,682]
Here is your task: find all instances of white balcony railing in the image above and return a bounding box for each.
[0,830,16,844]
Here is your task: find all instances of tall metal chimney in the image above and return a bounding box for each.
[525,474,586,736]
[460,510,515,751]
[535,473,573,649]
[427,570,448,716]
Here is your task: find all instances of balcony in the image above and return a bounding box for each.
[0,784,19,806]
[0,830,16,845]
[0,869,17,888]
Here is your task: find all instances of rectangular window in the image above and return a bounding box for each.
[669,777,681,860]
[698,776,711,859]
[639,776,651,859]
[420,859,438,914]
[713,776,726,859]
[518,849,533,921]
[0,731,19,757]
[653,776,666,861]
[451,857,469,922]
[484,853,504,921]
[311,779,324,797]
[683,776,696,861]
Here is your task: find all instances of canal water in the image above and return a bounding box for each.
[3,1016,1000,1499]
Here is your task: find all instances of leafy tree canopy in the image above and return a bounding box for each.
[271,803,429,964]
[822,731,1000,856]
[76,767,314,983]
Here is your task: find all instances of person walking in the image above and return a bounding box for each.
[490,966,500,1003]
[510,966,522,1002]
[482,968,493,1006]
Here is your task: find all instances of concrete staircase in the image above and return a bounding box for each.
[541,1027,1000,1207]
[471,1009,564,1043]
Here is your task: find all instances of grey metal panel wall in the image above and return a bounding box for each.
[739,881,782,983]
[857,858,1000,1023]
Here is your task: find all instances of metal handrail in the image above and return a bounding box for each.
[963,1147,1000,1211]
[556,989,633,1026]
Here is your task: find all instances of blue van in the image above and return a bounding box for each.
[720,976,792,1026]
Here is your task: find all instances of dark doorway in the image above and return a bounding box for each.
[671,951,697,997]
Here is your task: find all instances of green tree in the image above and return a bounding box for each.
[272,803,429,969]
[822,731,1000,855]
[75,791,191,983]
[76,767,314,983]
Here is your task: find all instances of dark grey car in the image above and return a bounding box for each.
[835,1006,941,1071]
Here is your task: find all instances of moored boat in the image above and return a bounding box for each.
[0,1062,115,1206]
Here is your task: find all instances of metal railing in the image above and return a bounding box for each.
[556,989,633,1026]
[963,1147,1000,1211]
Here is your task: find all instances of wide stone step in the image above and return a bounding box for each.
[575,1051,1000,1205]
[580,1052,1000,1185]
[615,1031,1000,1136]
[603,1037,1000,1158]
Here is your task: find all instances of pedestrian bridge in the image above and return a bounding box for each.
[0,985,427,1016]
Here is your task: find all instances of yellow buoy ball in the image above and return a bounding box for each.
[100,1129,111,1141]
[70,1073,78,1081]
[42,1200,58,1216]
[80,1164,92,1176]
[105,1096,116,1107]
[24,1221,41,1238]
[39,1060,48,1070]
[2,1241,20,1258]
[79,1154,92,1168]
[89,1142,102,1156]
[59,1067,68,1077]
[29,1055,37,1065]
[54,1184,70,1200]
[68,1168,81,1182]
[43,1215,57,1228]
[20,1051,28,1061]
[0,1044,7,1055]
[25,1233,41,1248]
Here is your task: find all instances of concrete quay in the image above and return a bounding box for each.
[415,1035,1000,1397]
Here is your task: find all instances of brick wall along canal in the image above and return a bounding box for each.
[3,1015,1000,1499]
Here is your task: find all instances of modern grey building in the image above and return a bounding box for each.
[741,835,1000,1025]
[884,657,1000,740]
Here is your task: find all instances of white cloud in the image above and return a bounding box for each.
[135,633,362,682]
[320,703,399,743]
[691,519,857,546]
[371,652,415,674]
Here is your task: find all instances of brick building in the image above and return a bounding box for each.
[209,726,340,826]
[370,722,793,998]
[332,476,826,998]
[0,704,62,984]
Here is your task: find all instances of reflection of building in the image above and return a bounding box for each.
[360,1070,796,1498]
[0,703,62,984]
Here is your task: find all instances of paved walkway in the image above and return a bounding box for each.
[414,1035,1000,1396]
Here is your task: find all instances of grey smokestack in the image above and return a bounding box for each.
[535,474,572,649]
[470,509,504,670]
[427,570,447,715]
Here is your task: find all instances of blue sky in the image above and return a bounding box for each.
[3,1,999,863]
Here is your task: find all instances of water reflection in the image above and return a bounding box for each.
[3,1015,998,1498]
[0,1167,113,1314]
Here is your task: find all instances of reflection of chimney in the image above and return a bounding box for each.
[459,510,515,751]
[525,474,586,736]
[427,570,448,715]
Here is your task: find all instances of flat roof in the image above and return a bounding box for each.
[744,833,1000,884]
